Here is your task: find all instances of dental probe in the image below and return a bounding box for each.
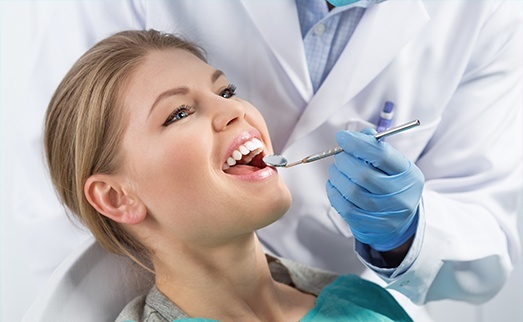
[263,119,420,168]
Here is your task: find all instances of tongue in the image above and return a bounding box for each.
[224,164,260,175]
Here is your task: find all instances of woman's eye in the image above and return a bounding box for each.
[162,105,193,127]
[220,84,237,99]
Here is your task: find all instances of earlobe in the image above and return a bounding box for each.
[84,174,147,225]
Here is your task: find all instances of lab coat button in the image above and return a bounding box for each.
[400,280,410,287]
[313,23,326,36]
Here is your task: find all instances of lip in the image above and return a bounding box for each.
[223,128,266,165]
[227,166,278,181]
[222,128,278,181]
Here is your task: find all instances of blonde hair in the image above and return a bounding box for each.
[44,30,206,272]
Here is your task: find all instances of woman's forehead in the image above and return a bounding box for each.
[141,48,212,75]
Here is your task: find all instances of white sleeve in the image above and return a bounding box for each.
[384,0,522,305]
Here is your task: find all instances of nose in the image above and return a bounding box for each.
[211,99,246,132]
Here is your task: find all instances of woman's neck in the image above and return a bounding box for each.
[152,233,315,321]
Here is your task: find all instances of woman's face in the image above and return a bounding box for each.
[117,49,291,246]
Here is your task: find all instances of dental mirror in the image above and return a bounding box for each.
[263,155,289,168]
[263,119,420,168]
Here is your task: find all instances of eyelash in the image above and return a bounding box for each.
[162,105,194,127]
[162,84,237,127]
[221,84,237,99]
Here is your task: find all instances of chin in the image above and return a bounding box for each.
[263,184,292,225]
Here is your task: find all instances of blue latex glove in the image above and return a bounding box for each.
[326,128,424,252]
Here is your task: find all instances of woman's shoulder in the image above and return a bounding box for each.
[266,254,339,296]
[115,294,147,322]
[115,286,187,322]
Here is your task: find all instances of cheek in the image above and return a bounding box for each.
[244,104,273,150]
[126,134,210,209]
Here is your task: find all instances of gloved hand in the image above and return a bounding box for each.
[326,128,424,252]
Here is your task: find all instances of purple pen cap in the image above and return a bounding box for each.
[383,101,394,113]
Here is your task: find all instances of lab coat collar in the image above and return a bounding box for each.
[241,0,314,102]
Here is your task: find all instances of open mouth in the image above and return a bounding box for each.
[222,138,268,175]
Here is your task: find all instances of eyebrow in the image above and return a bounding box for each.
[148,69,225,118]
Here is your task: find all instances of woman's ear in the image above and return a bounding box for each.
[84,174,146,225]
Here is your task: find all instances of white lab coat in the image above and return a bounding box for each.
[3,0,521,319]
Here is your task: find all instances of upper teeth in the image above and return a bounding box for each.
[223,138,264,170]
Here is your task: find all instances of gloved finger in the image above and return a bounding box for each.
[326,180,359,221]
[328,164,396,211]
[360,127,377,136]
[327,180,419,247]
[328,169,417,223]
[326,179,398,230]
[326,181,388,243]
[332,152,399,195]
[336,130,410,175]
